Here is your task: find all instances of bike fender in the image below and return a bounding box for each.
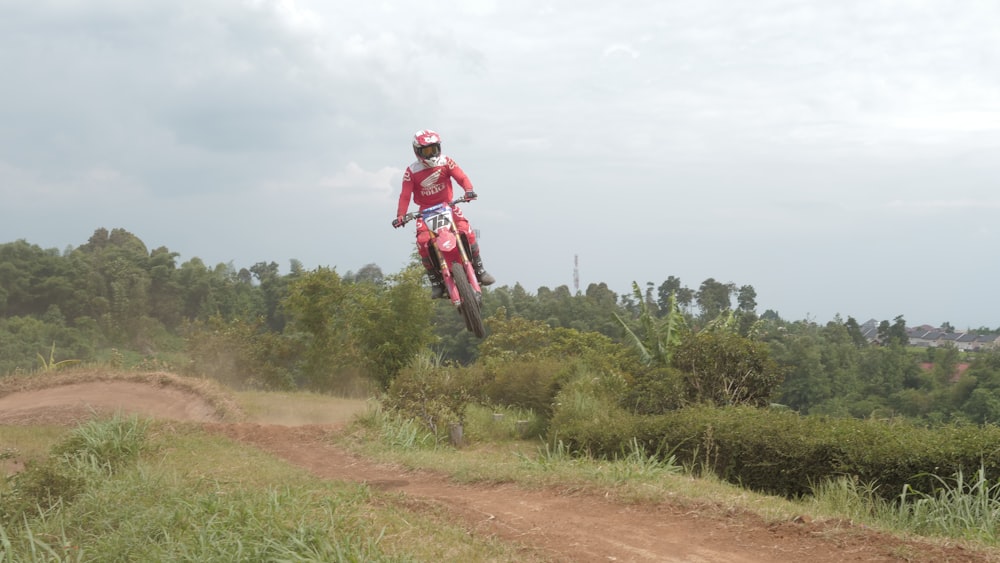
[434,229,458,253]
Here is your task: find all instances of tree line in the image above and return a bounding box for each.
[3,227,1000,424]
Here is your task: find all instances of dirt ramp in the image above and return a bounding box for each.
[0,381,222,425]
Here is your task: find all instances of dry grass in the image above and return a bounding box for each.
[235,390,371,425]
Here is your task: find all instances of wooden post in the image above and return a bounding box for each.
[515,420,530,437]
[448,423,464,447]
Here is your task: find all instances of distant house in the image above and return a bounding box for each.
[854,319,999,350]
[860,319,880,342]
[975,334,1000,350]
[956,333,979,351]
[910,330,940,347]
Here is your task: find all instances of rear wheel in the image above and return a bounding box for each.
[451,262,485,338]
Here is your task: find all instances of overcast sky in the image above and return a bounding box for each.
[2,0,999,328]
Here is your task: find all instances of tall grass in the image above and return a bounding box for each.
[897,466,1000,542]
[355,402,439,450]
[53,411,149,474]
[516,436,682,485]
[810,466,1000,543]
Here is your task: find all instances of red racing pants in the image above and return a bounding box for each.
[415,206,477,263]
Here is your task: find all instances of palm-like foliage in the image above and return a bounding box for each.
[614,282,686,367]
[36,342,81,372]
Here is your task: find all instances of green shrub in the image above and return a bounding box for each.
[53,413,150,474]
[464,404,547,441]
[548,369,638,454]
[1,414,153,529]
[672,330,783,407]
[385,361,475,436]
[555,405,1000,499]
[0,457,88,528]
[478,358,573,417]
[619,365,686,414]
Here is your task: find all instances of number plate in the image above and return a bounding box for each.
[420,204,452,231]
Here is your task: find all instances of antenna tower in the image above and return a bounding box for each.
[574,254,579,294]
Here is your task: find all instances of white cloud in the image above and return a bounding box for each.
[887,199,1000,213]
[602,44,639,59]
[318,163,400,204]
[0,161,146,206]
[247,0,324,32]
[887,112,1000,132]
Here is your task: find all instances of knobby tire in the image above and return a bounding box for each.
[451,262,485,338]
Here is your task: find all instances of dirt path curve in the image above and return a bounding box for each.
[210,423,989,563]
[1,381,993,563]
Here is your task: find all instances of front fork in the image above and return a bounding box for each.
[431,233,481,303]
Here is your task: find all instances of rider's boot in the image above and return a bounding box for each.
[423,258,447,299]
[429,274,446,299]
[470,243,495,286]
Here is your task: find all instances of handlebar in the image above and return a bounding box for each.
[393,197,473,229]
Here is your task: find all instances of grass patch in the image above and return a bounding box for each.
[0,416,531,562]
[810,466,1000,544]
[4,377,999,559]
[346,403,770,509]
[345,401,1000,553]
[1,426,67,478]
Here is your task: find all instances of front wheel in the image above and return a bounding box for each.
[451,262,485,338]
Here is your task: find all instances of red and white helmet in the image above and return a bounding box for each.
[412,129,443,166]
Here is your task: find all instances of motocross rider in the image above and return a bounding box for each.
[394,129,495,298]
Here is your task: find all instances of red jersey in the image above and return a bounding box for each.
[396,155,474,217]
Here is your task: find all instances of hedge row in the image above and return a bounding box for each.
[554,405,1000,498]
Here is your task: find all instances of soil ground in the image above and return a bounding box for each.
[1,380,996,563]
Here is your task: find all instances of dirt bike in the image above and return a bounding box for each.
[393,198,486,338]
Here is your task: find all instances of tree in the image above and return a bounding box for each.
[352,267,436,390]
[771,318,865,414]
[736,285,757,312]
[844,316,868,348]
[147,246,183,329]
[282,267,355,390]
[177,258,214,319]
[282,266,435,391]
[656,276,682,316]
[346,263,385,285]
[74,228,152,344]
[957,350,1000,423]
[250,261,289,332]
[889,315,908,346]
[734,284,759,336]
[695,278,734,321]
[876,315,908,347]
[574,282,621,337]
[772,330,829,411]
[857,345,918,400]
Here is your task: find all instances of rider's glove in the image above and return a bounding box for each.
[463,190,478,201]
[392,215,406,229]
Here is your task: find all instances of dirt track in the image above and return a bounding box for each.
[1,381,995,563]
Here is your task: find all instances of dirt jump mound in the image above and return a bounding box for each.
[0,371,233,425]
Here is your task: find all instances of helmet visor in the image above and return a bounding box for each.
[418,144,440,159]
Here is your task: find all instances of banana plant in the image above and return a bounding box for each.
[614,281,686,367]
[37,342,82,373]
